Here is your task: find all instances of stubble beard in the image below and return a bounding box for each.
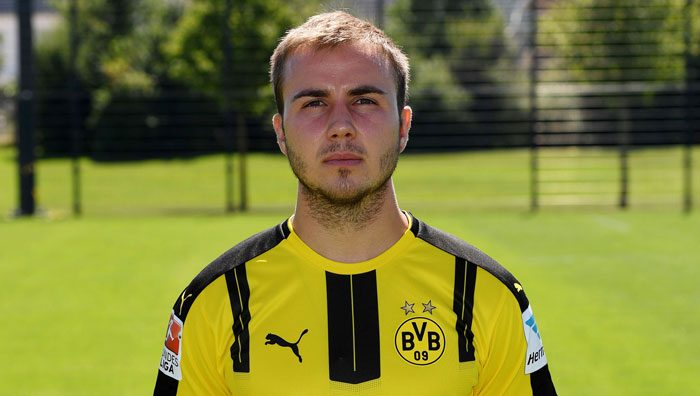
[286,140,400,231]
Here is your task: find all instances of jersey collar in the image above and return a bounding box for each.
[283,212,416,275]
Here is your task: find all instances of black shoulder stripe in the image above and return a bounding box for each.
[154,220,287,394]
[412,215,529,312]
[226,264,251,373]
[531,364,558,395]
[453,257,477,362]
[154,371,178,395]
[171,219,290,321]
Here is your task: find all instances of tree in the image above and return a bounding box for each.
[540,0,686,84]
[72,0,184,124]
[36,0,324,158]
[387,0,528,149]
[539,0,693,146]
[35,0,185,157]
[162,0,322,117]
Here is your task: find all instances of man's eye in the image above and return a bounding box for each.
[356,98,376,105]
[303,100,324,108]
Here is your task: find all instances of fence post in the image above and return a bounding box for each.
[683,0,694,213]
[375,0,385,28]
[69,0,82,216]
[222,0,235,213]
[618,107,630,209]
[528,0,539,211]
[16,0,36,216]
[236,113,248,212]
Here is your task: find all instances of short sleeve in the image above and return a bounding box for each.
[473,276,556,395]
[154,277,232,396]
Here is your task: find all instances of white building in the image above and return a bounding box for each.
[0,0,60,86]
[0,1,60,142]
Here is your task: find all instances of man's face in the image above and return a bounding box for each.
[272,44,412,205]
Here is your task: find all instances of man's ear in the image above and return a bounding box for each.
[398,106,412,153]
[272,113,287,156]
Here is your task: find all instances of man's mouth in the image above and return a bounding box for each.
[322,152,363,166]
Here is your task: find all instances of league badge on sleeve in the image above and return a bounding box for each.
[522,305,548,374]
[160,311,183,380]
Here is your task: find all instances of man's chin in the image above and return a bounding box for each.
[308,180,392,206]
[300,182,370,205]
[317,188,368,206]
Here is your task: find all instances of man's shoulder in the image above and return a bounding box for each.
[192,220,289,287]
[411,215,529,311]
[171,219,290,320]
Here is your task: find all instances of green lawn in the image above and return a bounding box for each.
[2,146,699,215]
[1,147,699,394]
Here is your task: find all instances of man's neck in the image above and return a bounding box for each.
[291,181,409,263]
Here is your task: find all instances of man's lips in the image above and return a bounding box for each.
[322,152,363,166]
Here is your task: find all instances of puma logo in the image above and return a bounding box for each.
[265,329,309,362]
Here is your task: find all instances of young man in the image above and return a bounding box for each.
[154,11,556,395]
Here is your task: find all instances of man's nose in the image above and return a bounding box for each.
[326,103,356,140]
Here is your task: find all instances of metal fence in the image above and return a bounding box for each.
[2,0,699,216]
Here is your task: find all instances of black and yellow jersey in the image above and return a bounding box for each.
[154,214,556,395]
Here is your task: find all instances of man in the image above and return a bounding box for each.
[154,11,556,395]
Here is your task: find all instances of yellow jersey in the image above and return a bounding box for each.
[154,214,556,395]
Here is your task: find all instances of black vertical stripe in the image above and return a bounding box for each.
[326,271,381,384]
[530,364,558,395]
[153,371,178,395]
[225,264,251,372]
[453,257,477,362]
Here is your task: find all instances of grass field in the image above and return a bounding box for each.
[2,146,699,215]
[1,146,699,394]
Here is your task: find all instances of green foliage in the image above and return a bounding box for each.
[387,0,526,144]
[387,0,502,120]
[33,21,87,157]
[49,0,176,93]
[409,55,473,118]
[390,0,494,57]
[33,0,187,157]
[540,0,687,83]
[33,0,325,157]
[65,0,181,124]
[388,0,512,79]
[163,0,322,116]
[35,23,70,89]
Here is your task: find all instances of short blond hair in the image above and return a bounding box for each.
[270,11,410,115]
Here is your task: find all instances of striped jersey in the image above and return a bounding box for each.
[154,214,556,395]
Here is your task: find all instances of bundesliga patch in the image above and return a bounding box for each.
[160,311,183,380]
[522,305,547,374]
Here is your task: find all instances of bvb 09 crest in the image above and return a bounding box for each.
[394,317,446,365]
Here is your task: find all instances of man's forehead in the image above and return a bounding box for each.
[284,43,393,80]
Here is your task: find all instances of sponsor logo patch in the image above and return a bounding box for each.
[522,305,547,374]
[160,311,183,380]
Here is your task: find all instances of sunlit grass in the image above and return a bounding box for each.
[1,146,699,394]
[2,146,698,216]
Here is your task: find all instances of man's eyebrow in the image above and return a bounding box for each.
[292,89,329,101]
[349,85,386,96]
[291,86,386,102]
